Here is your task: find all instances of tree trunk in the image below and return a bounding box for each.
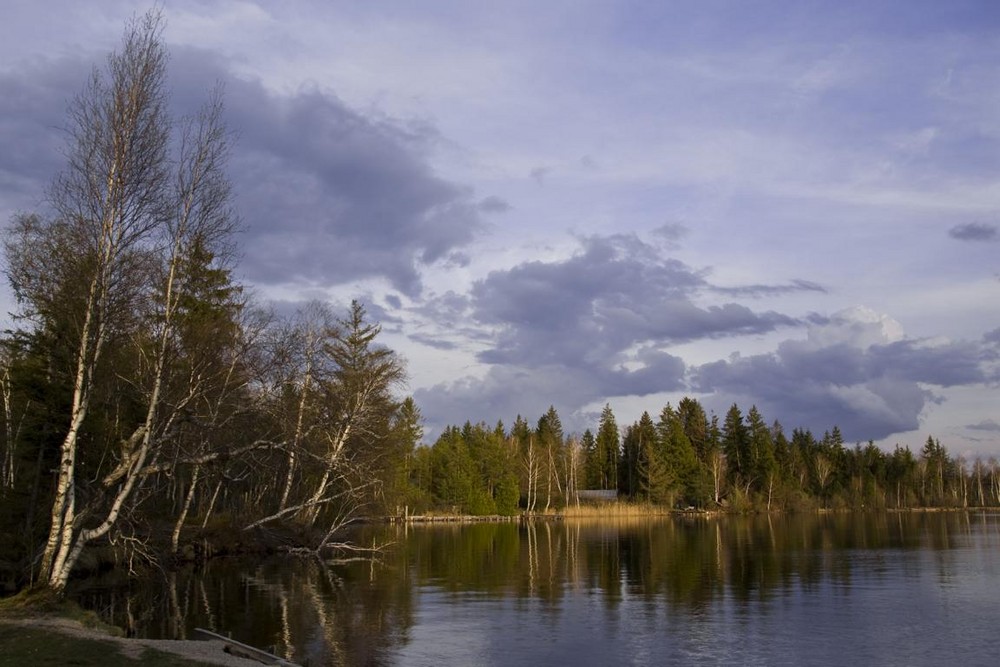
[201,478,224,529]
[172,463,201,554]
[280,352,313,510]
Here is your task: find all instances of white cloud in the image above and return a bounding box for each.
[807,307,905,349]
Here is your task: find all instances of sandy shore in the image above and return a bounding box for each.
[0,616,283,666]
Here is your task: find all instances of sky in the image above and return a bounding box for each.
[1,1,998,457]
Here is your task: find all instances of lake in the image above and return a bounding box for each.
[73,511,1000,666]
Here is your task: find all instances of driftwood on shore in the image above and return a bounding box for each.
[194,628,300,666]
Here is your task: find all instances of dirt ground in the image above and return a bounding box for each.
[0,616,287,666]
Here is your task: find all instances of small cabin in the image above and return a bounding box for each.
[575,490,619,503]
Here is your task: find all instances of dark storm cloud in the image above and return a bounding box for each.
[713,279,827,298]
[968,419,1000,432]
[597,348,686,397]
[215,70,485,294]
[2,44,487,297]
[0,55,94,216]
[414,232,800,434]
[3,46,487,297]
[414,365,596,433]
[692,333,990,441]
[411,290,475,331]
[470,233,797,368]
[408,333,459,351]
[867,339,987,386]
[948,222,998,242]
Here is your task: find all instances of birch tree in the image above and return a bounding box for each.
[30,11,171,591]
[246,301,405,552]
[3,10,241,591]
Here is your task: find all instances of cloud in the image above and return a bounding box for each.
[529,167,549,185]
[948,222,998,242]
[408,333,459,351]
[415,365,600,433]
[968,419,1000,432]
[1,46,490,299]
[807,306,904,348]
[210,63,488,296]
[0,55,94,217]
[652,223,689,244]
[414,355,686,436]
[712,279,827,299]
[413,232,802,433]
[691,308,991,441]
[470,233,797,368]
[477,195,511,213]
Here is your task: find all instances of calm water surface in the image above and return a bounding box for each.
[73,512,1000,666]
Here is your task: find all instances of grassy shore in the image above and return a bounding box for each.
[0,623,213,667]
[0,589,258,666]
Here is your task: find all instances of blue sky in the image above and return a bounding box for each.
[1,1,998,456]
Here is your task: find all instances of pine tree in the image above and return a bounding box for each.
[581,429,598,488]
[657,404,700,506]
[746,406,777,501]
[536,406,565,510]
[722,404,749,487]
[633,412,671,503]
[595,404,620,491]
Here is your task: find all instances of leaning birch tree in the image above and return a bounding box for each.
[3,10,238,593]
[246,301,405,553]
[68,84,238,574]
[35,11,171,592]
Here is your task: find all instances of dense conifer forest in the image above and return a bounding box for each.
[409,401,999,516]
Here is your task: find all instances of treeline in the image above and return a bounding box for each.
[0,280,417,591]
[400,400,1000,516]
[0,12,418,593]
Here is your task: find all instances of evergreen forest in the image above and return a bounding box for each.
[406,401,1000,517]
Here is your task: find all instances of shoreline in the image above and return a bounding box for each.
[0,616,286,666]
[381,504,990,524]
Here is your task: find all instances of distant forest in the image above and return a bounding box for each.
[2,10,997,597]
[409,400,1000,516]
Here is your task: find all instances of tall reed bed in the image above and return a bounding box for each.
[559,502,674,519]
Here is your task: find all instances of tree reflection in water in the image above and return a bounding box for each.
[71,511,993,666]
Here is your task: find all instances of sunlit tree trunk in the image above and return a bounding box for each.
[171,463,200,554]
[711,450,725,505]
[19,11,240,591]
[975,459,985,507]
[36,12,171,591]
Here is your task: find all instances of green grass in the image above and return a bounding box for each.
[0,625,213,666]
[0,587,119,633]
[0,589,219,666]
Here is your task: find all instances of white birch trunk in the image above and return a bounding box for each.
[171,463,201,554]
[279,357,312,510]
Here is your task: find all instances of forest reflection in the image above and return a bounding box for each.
[73,511,993,666]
